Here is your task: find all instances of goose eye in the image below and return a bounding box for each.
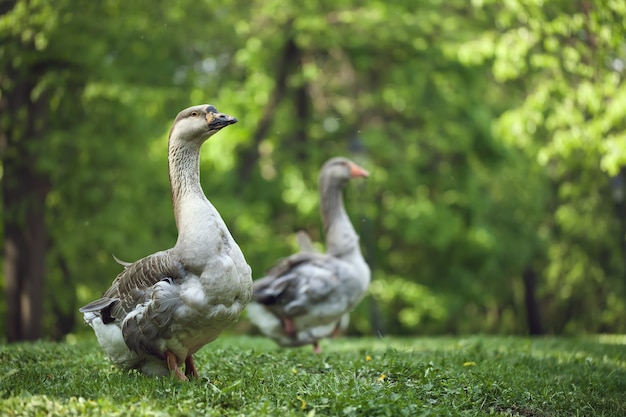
[190,111,199,117]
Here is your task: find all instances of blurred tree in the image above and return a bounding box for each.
[217,0,516,334]
[220,0,626,335]
[1,0,77,341]
[1,0,624,340]
[469,0,626,333]
[0,0,243,340]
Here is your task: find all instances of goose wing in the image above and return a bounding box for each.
[112,253,133,268]
[253,252,340,316]
[79,250,186,323]
[295,230,317,253]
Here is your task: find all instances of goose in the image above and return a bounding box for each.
[80,105,252,380]
[293,230,351,336]
[247,157,371,353]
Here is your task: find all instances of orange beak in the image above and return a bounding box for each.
[349,162,370,178]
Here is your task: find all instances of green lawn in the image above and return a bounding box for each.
[1,335,624,416]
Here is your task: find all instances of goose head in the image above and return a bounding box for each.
[169,104,237,145]
[319,157,370,189]
[318,157,369,236]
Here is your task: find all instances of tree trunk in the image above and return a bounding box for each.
[50,256,77,340]
[292,82,309,162]
[236,34,299,183]
[522,266,544,335]
[613,167,626,294]
[1,69,50,342]
[3,172,49,341]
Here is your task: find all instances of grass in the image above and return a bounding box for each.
[1,334,625,416]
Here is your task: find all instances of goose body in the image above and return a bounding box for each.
[80,105,252,379]
[247,157,370,352]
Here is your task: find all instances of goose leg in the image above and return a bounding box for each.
[312,341,322,354]
[165,350,187,381]
[184,355,199,379]
[331,322,343,338]
[282,317,296,337]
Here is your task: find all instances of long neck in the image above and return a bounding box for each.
[320,178,360,257]
[167,134,238,273]
[168,139,207,232]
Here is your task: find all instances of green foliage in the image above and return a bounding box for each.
[1,0,625,338]
[466,0,626,333]
[1,336,625,416]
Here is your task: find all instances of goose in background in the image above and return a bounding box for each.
[80,105,252,380]
[293,229,351,337]
[247,157,371,353]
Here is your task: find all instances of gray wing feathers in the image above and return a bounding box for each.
[80,251,186,323]
[296,231,316,253]
[79,297,117,313]
[122,280,180,356]
[253,252,339,316]
[112,254,133,268]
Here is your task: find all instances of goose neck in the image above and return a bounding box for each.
[320,180,358,256]
[168,141,205,230]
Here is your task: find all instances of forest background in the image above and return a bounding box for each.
[1,0,625,342]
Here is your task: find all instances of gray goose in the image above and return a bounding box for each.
[80,105,252,380]
[247,157,371,353]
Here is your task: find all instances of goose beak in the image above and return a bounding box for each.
[207,111,238,131]
[349,162,369,178]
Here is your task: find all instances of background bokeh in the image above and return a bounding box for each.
[1,0,625,341]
